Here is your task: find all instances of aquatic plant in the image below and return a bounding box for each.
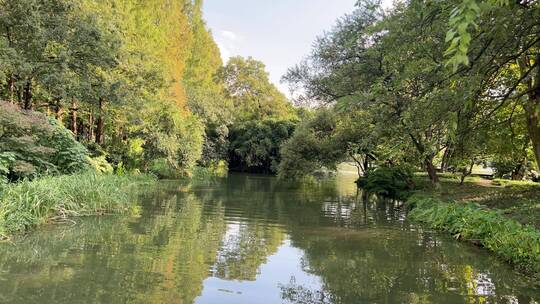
[0,172,155,239]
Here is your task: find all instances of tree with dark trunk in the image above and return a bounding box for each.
[70,99,78,137]
[7,75,14,103]
[95,98,105,145]
[425,157,440,185]
[53,99,64,122]
[23,79,32,110]
[521,53,540,172]
[88,110,95,142]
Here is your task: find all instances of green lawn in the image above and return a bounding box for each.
[414,173,540,229]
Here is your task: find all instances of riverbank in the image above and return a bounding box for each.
[0,172,155,240]
[414,174,540,229]
[407,175,540,277]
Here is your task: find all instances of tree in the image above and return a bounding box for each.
[183,1,233,166]
[0,0,224,177]
[229,119,296,174]
[284,1,463,184]
[220,56,296,121]
[444,0,539,69]
[278,108,380,179]
[463,3,540,172]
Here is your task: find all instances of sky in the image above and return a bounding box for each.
[203,0,392,96]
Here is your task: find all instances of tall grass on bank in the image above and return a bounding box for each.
[408,195,540,275]
[0,172,155,239]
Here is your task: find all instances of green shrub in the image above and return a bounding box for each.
[408,195,540,274]
[193,160,229,179]
[88,155,114,174]
[0,172,155,239]
[0,102,90,181]
[492,160,534,180]
[148,158,182,179]
[200,124,230,166]
[48,118,90,173]
[357,165,414,198]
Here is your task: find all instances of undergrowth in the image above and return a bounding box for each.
[408,195,540,276]
[356,165,414,199]
[0,172,155,239]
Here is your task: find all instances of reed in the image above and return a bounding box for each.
[0,172,155,239]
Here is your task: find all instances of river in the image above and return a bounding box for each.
[0,173,538,303]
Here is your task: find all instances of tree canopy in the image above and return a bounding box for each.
[0,0,298,178]
[2,0,538,184]
[280,0,540,185]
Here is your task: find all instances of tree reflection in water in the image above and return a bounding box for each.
[0,174,537,304]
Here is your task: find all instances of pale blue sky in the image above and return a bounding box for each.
[203,0,370,95]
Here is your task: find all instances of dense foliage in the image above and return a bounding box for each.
[357,166,414,199]
[0,102,89,181]
[220,57,296,122]
[228,119,296,174]
[0,0,297,178]
[219,56,298,173]
[279,109,378,179]
[279,0,540,187]
[2,0,538,185]
[1,1,540,285]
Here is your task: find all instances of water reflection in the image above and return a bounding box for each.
[0,173,537,303]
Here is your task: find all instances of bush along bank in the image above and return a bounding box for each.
[0,172,156,240]
[407,195,540,276]
[356,166,415,199]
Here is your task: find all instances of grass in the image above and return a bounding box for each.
[0,171,156,239]
[413,173,540,229]
[408,195,540,276]
[407,173,540,277]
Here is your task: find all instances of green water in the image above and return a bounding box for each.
[0,174,538,303]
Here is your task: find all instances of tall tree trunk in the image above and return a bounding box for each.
[7,74,14,103]
[363,156,370,177]
[441,143,453,173]
[16,85,22,104]
[525,101,540,171]
[425,156,440,185]
[460,159,475,185]
[70,98,78,137]
[519,54,540,172]
[95,98,105,145]
[5,26,15,104]
[54,99,64,123]
[409,132,440,185]
[23,79,32,110]
[88,110,95,142]
[77,117,84,140]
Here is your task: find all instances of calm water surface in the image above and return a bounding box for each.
[0,173,538,303]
